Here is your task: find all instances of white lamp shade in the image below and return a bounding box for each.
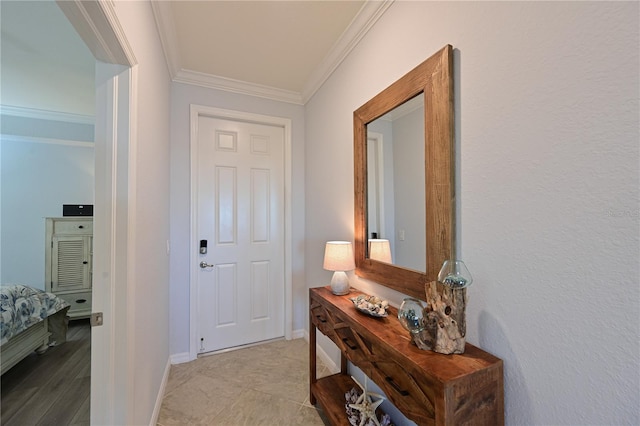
[368,239,392,263]
[323,241,356,271]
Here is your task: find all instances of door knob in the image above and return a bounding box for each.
[199,261,215,269]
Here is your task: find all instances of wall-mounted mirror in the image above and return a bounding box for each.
[354,45,455,301]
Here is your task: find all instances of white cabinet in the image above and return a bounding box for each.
[45,218,93,319]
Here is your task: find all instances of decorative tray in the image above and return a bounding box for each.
[349,294,389,318]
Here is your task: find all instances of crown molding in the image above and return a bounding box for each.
[150,0,181,78]
[0,134,94,147]
[153,0,393,105]
[301,0,394,104]
[174,69,304,105]
[0,105,95,125]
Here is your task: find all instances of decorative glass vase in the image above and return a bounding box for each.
[438,260,473,289]
[397,297,426,333]
[397,297,431,350]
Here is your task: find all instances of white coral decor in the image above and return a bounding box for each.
[344,376,394,426]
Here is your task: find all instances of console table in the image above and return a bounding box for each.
[309,286,504,425]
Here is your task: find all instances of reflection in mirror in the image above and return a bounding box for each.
[366,95,425,271]
[368,239,392,264]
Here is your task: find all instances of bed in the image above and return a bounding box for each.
[1,284,70,375]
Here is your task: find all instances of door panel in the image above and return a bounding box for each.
[215,263,237,326]
[216,166,237,244]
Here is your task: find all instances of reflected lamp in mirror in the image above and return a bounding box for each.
[438,260,473,289]
[368,239,392,264]
[323,241,356,295]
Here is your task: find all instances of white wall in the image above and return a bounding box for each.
[169,83,306,357]
[109,1,172,424]
[0,136,94,288]
[305,2,639,425]
[0,0,95,116]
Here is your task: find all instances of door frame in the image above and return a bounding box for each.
[56,1,136,424]
[189,104,293,361]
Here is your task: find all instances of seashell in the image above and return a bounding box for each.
[350,294,390,317]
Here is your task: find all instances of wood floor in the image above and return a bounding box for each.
[1,319,91,426]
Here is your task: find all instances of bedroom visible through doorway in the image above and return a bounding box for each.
[0,1,95,424]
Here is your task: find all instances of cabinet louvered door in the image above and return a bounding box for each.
[51,235,92,293]
[45,217,93,319]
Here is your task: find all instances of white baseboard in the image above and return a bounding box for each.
[302,329,339,374]
[169,330,329,367]
[170,352,192,365]
[149,357,171,426]
[170,332,305,364]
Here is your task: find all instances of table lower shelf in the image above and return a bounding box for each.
[311,373,356,425]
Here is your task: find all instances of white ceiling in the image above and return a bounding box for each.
[166,1,363,91]
[0,0,392,115]
[152,0,392,104]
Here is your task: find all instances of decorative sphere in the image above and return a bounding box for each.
[397,297,426,333]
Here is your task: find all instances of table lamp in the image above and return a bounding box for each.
[323,241,356,295]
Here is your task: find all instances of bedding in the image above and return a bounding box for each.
[0,284,70,346]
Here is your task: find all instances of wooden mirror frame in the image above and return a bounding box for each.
[354,44,455,301]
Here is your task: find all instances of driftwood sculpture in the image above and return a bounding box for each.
[415,281,467,354]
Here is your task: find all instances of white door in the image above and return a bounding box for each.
[367,132,385,238]
[196,115,285,353]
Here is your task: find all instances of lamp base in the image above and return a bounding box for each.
[330,271,350,295]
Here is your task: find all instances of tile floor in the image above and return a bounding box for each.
[157,338,331,425]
